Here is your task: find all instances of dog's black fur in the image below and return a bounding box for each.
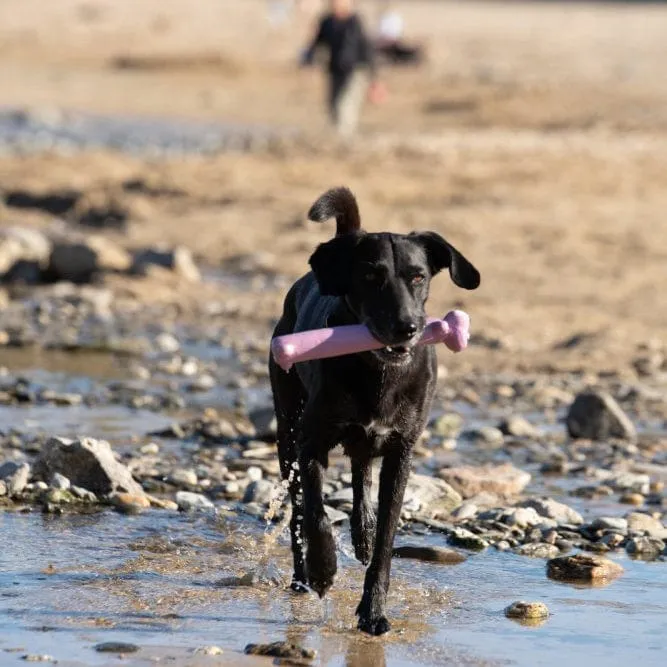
[269,187,480,635]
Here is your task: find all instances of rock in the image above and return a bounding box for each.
[168,468,198,487]
[110,492,151,514]
[246,466,263,482]
[620,493,645,506]
[93,642,139,654]
[503,507,543,528]
[155,332,180,353]
[393,545,466,564]
[607,472,650,494]
[0,227,51,276]
[49,473,70,490]
[504,601,549,620]
[194,646,224,656]
[244,642,316,661]
[438,463,530,498]
[590,517,628,533]
[176,491,214,511]
[70,485,97,502]
[216,572,257,587]
[449,528,488,551]
[0,461,30,496]
[0,480,6,496]
[146,494,179,511]
[451,502,478,521]
[546,553,624,583]
[48,242,98,283]
[248,406,277,440]
[515,543,560,559]
[498,416,539,438]
[626,512,667,539]
[402,472,462,515]
[20,655,55,663]
[519,498,584,526]
[626,536,665,559]
[462,426,505,447]
[566,391,636,441]
[35,437,144,496]
[133,246,201,283]
[431,413,464,438]
[324,505,349,524]
[242,479,277,505]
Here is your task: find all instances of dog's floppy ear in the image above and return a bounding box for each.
[411,232,480,290]
[309,233,360,296]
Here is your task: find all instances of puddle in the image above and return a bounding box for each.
[1,511,666,666]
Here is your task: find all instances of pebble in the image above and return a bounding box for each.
[0,461,31,496]
[146,495,178,511]
[194,646,224,656]
[94,642,139,654]
[155,332,180,353]
[626,512,667,539]
[620,493,645,506]
[140,442,160,455]
[431,413,464,438]
[626,536,665,559]
[498,416,539,438]
[449,528,488,551]
[49,473,70,491]
[110,492,151,514]
[515,543,560,559]
[504,601,549,620]
[393,545,466,564]
[324,505,349,524]
[242,479,276,505]
[175,491,214,511]
[566,390,636,441]
[246,466,263,482]
[590,517,628,532]
[503,507,542,528]
[245,642,316,661]
[216,572,257,587]
[439,463,531,498]
[463,426,505,447]
[168,468,198,487]
[546,553,624,583]
[20,655,54,663]
[451,502,478,521]
[519,497,584,526]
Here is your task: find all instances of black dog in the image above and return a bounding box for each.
[269,187,480,635]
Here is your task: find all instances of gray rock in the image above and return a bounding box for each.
[547,553,624,583]
[324,505,349,524]
[326,487,354,506]
[504,507,543,528]
[608,472,650,495]
[393,544,467,564]
[401,472,462,515]
[431,413,464,438]
[168,468,198,487]
[246,466,263,482]
[0,461,30,495]
[626,512,667,539]
[590,517,628,533]
[519,498,584,526]
[449,528,488,551]
[242,479,276,505]
[566,390,636,441]
[48,242,98,283]
[35,437,144,497]
[176,491,214,511]
[50,473,70,490]
[93,642,139,654]
[498,416,539,438]
[0,227,51,275]
[133,246,201,282]
[20,655,55,663]
[248,406,277,439]
[626,536,665,559]
[462,426,505,447]
[451,502,479,521]
[0,480,6,496]
[70,484,98,502]
[515,543,560,559]
[155,332,180,353]
[194,646,224,656]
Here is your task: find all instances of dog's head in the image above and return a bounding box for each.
[308,188,480,365]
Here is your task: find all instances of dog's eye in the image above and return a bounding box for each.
[410,274,425,285]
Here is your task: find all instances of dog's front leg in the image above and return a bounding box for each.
[298,430,338,598]
[356,441,412,635]
[351,457,375,565]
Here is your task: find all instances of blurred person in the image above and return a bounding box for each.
[375,1,424,66]
[300,0,384,137]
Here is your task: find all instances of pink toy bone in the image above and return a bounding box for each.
[272,310,470,372]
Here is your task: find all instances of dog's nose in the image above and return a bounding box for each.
[396,321,418,339]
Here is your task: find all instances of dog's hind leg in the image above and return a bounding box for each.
[270,357,308,593]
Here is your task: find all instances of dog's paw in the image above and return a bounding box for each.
[357,614,391,636]
[352,526,375,565]
[290,579,309,594]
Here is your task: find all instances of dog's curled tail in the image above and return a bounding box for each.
[307,187,361,236]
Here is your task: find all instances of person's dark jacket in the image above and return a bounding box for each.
[302,13,377,79]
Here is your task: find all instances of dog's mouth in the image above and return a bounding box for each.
[373,344,413,363]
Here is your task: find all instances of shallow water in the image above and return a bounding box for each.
[1,510,666,667]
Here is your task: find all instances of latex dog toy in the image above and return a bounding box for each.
[272,309,470,372]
